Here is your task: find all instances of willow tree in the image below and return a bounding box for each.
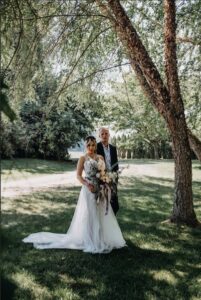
[94,0,200,226]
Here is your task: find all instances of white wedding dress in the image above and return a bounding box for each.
[23,156,126,253]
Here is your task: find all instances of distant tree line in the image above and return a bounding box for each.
[111,135,196,160]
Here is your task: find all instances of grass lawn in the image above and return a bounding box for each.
[1,159,201,300]
[1,158,76,181]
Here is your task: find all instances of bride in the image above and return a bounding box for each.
[23,136,126,253]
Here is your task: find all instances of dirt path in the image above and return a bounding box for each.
[2,162,174,198]
[2,171,80,198]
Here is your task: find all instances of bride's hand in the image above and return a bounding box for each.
[86,182,95,192]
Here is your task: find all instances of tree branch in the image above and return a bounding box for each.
[164,0,183,113]
[54,62,131,90]
[96,0,174,119]
[3,0,24,76]
[55,26,112,99]
[176,36,201,46]
[95,1,158,109]
[96,0,201,160]
[15,13,110,21]
[129,2,201,46]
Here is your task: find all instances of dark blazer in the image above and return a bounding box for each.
[97,142,119,214]
[97,142,119,172]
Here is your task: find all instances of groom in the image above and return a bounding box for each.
[97,127,119,215]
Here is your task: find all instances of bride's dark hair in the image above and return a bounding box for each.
[85,135,96,141]
[85,136,96,147]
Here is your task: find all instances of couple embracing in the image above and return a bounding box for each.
[23,127,126,254]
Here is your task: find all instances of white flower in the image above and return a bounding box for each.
[96,172,101,178]
[97,159,105,171]
[105,177,110,183]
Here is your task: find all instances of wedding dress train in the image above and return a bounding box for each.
[22,157,126,253]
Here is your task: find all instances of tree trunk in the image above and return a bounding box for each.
[169,117,197,226]
[153,142,160,159]
[96,0,199,226]
[127,149,131,159]
[164,0,198,226]
[188,129,201,161]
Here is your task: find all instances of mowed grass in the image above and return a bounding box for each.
[1,159,201,300]
[1,158,76,181]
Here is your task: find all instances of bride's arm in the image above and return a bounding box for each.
[76,156,86,185]
[77,156,95,192]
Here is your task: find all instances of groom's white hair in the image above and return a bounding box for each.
[99,127,110,134]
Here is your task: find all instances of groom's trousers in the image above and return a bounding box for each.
[110,183,119,215]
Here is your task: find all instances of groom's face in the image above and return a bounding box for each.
[99,129,110,145]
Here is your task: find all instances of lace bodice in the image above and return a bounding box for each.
[84,156,99,178]
[84,155,105,190]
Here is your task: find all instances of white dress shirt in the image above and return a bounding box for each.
[102,143,111,171]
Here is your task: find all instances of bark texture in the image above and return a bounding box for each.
[164,0,182,109]
[163,0,197,225]
[96,0,199,226]
[188,129,201,161]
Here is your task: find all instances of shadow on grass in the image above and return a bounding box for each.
[2,225,200,300]
[119,159,174,165]
[1,276,19,300]
[119,175,201,216]
[1,176,201,299]
[1,158,76,175]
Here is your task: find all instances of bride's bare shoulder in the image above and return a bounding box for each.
[77,155,86,164]
[79,155,86,161]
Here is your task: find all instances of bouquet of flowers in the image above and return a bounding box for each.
[96,160,120,215]
[84,158,100,193]
[85,158,128,215]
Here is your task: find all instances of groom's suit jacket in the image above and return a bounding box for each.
[96,142,119,172]
[97,142,119,214]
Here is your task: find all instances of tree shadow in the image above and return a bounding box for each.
[1,276,19,300]
[1,176,201,299]
[5,229,199,300]
[119,159,171,165]
[119,175,201,207]
[1,158,76,175]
